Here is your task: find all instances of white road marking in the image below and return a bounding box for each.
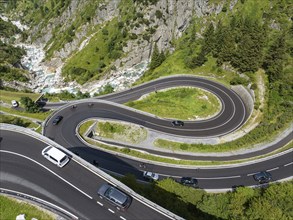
[0,188,78,219]
[247,172,258,176]
[97,201,103,206]
[0,150,93,199]
[266,167,279,172]
[196,175,241,180]
[120,216,127,220]
[108,209,115,213]
[284,162,293,167]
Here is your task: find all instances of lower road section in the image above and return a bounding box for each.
[0,130,173,220]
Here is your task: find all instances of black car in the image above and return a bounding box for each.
[253,171,272,184]
[52,115,63,125]
[180,177,198,188]
[171,120,184,126]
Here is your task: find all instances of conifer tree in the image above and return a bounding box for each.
[202,23,215,55]
[263,35,286,82]
[149,43,165,70]
[232,18,265,72]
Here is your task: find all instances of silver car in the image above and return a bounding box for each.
[143,171,159,181]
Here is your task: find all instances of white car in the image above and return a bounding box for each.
[143,171,159,181]
[42,146,70,168]
[11,100,19,107]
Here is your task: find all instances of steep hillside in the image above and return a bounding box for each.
[4,0,228,85]
[2,0,292,92]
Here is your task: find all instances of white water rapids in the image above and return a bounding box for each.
[1,15,147,96]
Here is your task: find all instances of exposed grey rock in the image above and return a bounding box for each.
[7,0,237,94]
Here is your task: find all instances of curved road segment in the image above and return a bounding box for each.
[42,75,292,188]
[0,130,172,220]
[45,76,247,137]
[1,76,292,219]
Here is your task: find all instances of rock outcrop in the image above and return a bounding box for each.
[26,0,230,72]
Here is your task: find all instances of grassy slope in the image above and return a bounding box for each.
[62,0,135,84]
[0,90,40,104]
[126,87,220,120]
[0,196,54,220]
[95,121,147,144]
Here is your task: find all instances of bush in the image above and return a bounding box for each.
[155,10,163,19]
[230,76,249,86]
[251,83,257,90]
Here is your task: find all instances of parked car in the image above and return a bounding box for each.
[98,184,132,211]
[180,177,198,188]
[143,171,159,181]
[171,120,184,126]
[41,146,70,168]
[11,100,19,108]
[52,115,63,125]
[253,171,272,184]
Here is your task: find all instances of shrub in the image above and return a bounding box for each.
[230,76,249,86]
[155,10,163,19]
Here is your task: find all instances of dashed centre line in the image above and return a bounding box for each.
[284,162,293,167]
[97,201,103,206]
[266,167,279,172]
[196,175,241,180]
[108,209,115,214]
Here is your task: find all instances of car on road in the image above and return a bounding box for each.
[143,171,159,181]
[98,184,132,211]
[11,100,19,108]
[52,115,63,125]
[253,171,272,184]
[180,177,198,188]
[41,145,70,168]
[171,120,184,126]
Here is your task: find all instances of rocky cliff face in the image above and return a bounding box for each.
[117,0,226,68]
[26,0,231,72]
[6,0,237,92]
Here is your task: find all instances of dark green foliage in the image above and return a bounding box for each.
[20,97,40,113]
[142,34,150,42]
[232,18,266,72]
[214,25,236,66]
[69,67,88,76]
[76,90,90,99]
[0,41,26,65]
[0,115,31,127]
[201,23,215,55]
[155,10,163,19]
[4,0,17,11]
[230,75,249,86]
[0,18,21,38]
[44,90,90,101]
[133,0,159,6]
[0,65,28,82]
[130,33,138,39]
[185,51,207,69]
[102,28,109,35]
[149,44,165,70]
[222,5,227,12]
[263,35,286,82]
[250,83,257,90]
[119,175,293,220]
[117,21,124,29]
[94,84,114,96]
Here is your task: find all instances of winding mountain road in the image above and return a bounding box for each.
[42,75,292,188]
[1,75,292,219]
